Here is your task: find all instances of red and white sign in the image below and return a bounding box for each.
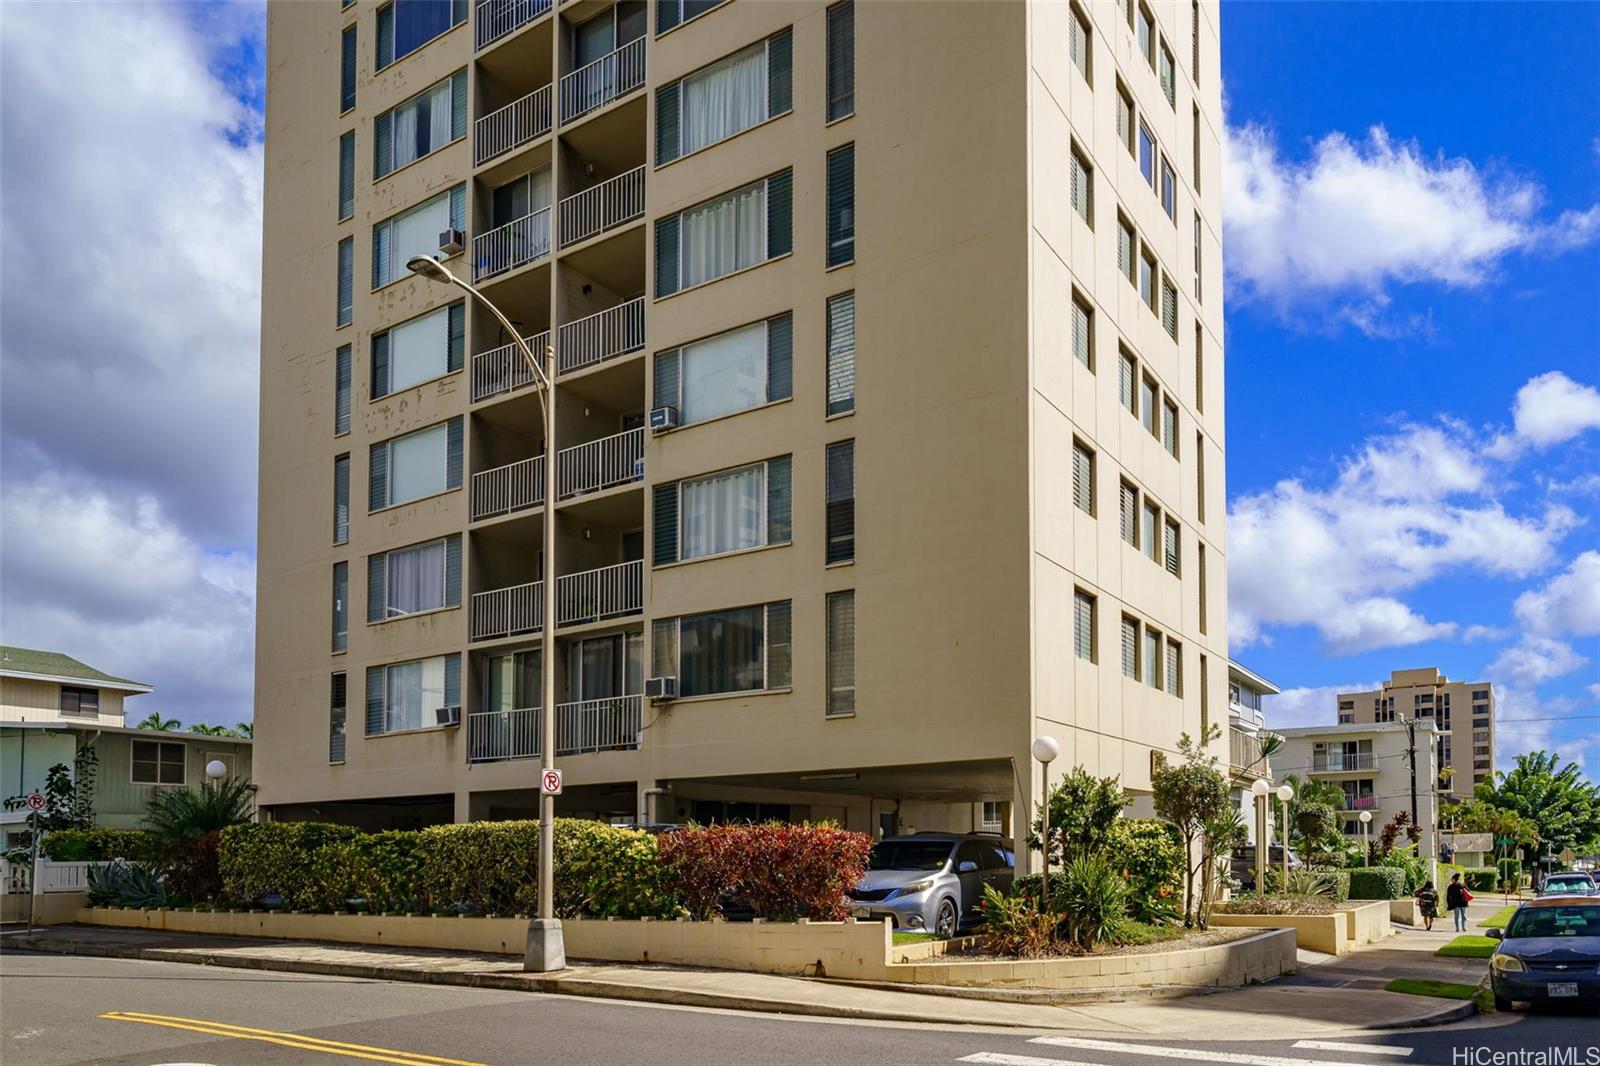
[24,792,47,812]
[540,769,563,796]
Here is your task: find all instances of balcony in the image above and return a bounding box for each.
[472,455,544,521]
[476,0,551,50]
[558,166,645,248]
[1312,753,1376,773]
[471,580,543,641]
[1228,726,1268,778]
[1342,795,1377,811]
[559,37,645,124]
[556,560,642,626]
[474,86,552,165]
[472,330,549,401]
[557,296,643,375]
[473,207,551,281]
[557,426,643,499]
[467,694,642,762]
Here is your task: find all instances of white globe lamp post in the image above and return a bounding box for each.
[1032,736,1060,905]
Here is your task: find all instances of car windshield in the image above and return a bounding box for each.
[1543,878,1593,893]
[868,841,954,871]
[1505,904,1600,939]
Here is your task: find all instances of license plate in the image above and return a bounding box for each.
[851,907,871,920]
[1547,982,1579,998]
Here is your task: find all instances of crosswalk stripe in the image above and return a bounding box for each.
[1293,1041,1413,1058]
[1030,1036,1369,1066]
[959,1055,1097,1066]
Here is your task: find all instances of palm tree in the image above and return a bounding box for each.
[232,722,254,738]
[187,723,228,735]
[137,712,182,732]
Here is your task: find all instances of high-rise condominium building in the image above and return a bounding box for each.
[255,0,1226,854]
[1337,669,1495,801]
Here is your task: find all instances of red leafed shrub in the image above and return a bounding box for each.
[659,823,873,921]
[657,823,746,920]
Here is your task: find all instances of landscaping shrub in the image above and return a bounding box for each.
[1497,858,1522,892]
[1463,867,1497,892]
[1347,866,1406,900]
[1055,853,1128,951]
[41,828,159,863]
[1104,819,1183,923]
[1375,851,1429,892]
[553,820,676,919]
[1312,868,1350,903]
[220,822,360,910]
[87,860,168,908]
[657,823,744,920]
[657,823,872,921]
[1213,893,1337,916]
[977,883,1061,957]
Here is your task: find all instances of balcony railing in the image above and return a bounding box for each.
[474,86,552,165]
[559,37,645,124]
[1228,727,1268,777]
[558,166,645,248]
[1312,753,1376,772]
[470,580,543,641]
[557,297,644,374]
[472,455,545,521]
[557,560,642,626]
[475,0,551,50]
[557,426,643,499]
[473,207,551,281]
[467,695,642,762]
[1344,795,1377,810]
[472,330,549,401]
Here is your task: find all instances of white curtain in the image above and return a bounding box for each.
[393,100,421,170]
[387,657,445,732]
[681,464,763,559]
[389,423,449,504]
[390,305,450,392]
[391,193,451,279]
[682,183,765,289]
[387,540,445,616]
[429,81,453,152]
[681,43,766,155]
[681,321,765,423]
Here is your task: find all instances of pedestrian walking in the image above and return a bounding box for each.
[1445,872,1471,932]
[1415,880,1439,931]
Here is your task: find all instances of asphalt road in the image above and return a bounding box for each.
[2,948,1595,1066]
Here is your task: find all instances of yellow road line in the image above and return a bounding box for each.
[99,1012,493,1066]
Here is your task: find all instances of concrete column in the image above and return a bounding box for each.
[453,788,472,824]
[1012,755,1036,876]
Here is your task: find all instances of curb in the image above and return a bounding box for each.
[818,976,1216,1006]
[1364,999,1478,1029]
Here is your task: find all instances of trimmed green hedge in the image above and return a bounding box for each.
[1463,866,1497,892]
[1314,868,1351,903]
[1347,866,1407,900]
[1497,858,1522,891]
[219,822,361,911]
[41,828,159,863]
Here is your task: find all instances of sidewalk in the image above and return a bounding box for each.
[4,920,1477,1037]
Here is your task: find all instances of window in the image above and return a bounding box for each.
[376,0,466,68]
[372,302,465,397]
[826,292,855,415]
[59,686,99,715]
[1119,349,1137,414]
[1196,431,1206,523]
[1068,3,1090,82]
[1192,103,1202,192]
[1158,40,1175,106]
[1139,248,1156,309]
[827,590,856,715]
[1069,146,1092,225]
[1071,291,1093,369]
[1144,627,1162,688]
[1137,4,1155,66]
[1193,214,1203,302]
[1191,0,1201,80]
[653,601,792,697]
[1138,122,1156,187]
[657,0,729,34]
[1161,276,1178,337]
[566,632,644,704]
[1162,399,1178,455]
[335,345,352,434]
[367,535,461,620]
[1072,439,1094,515]
[657,32,791,164]
[337,237,354,327]
[1197,542,1208,634]
[374,72,467,179]
[826,0,854,121]
[1165,638,1181,696]
[1121,616,1139,678]
[1199,653,1209,732]
[330,673,347,763]
[366,654,461,734]
[131,740,185,786]
[1074,590,1095,662]
[340,24,357,113]
[1116,82,1135,157]
[484,648,542,715]
[334,454,350,543]
[653,313,792,426]
[373,186,466,288]
[653,457,792,564]
[1140,376,1157,434]
[1142,500,1159,562]
[1160,157,1176,219]
[826,439,855,564]
[655,170,791,296]
[1117,216,1136,285]
[332,561,348,652]
[338,131,355,220]
[369,418,463,510]
[826,143,855,267]
[1119,480,1138,546]
[1163,516,1180,575]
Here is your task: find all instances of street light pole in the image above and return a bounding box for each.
[407,255,563,972]
[1360,809,1373,867]
[1276,783,1294,889]
[1032,736,1060,908]
[1250,778,1270,892]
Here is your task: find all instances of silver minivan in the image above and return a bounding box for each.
[847,833,1014,937]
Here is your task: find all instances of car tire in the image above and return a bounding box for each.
[935,897,959,938]
[1493,992,1513,1012]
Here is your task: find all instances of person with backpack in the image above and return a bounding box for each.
[1415,880,1439,931]
[1446,872,1472,931]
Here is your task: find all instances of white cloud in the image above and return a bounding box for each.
[1511,372,1600,449]
[1514,551,1600,637]
[1487,636,1588,689]
[1262,682,1375,732]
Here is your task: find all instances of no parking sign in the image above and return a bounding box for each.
[541,769,563,796]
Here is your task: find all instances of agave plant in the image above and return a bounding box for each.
[87,860,168,908]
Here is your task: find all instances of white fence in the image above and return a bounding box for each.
[556,560,643,625]
[475,85,552,165]
[472,330,549,401]
[557,297,644,375]
[475,0,551,50]
[0,859,106,894]
[470,580,544,641]
[559,37,645,123]
[472,207,551,281]
[467,697,642,762]
[472,455,545,521]
[558,166,645,248]
[556,427,644,499]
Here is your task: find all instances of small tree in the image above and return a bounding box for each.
[1028,767,1128,866]
[1199,803,1247,926]
[1152,725,1231,928]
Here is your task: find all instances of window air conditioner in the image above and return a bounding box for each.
[438,228,465,256]
[649,406,680,432]
[435,705,462,727]
[644,677,678,702]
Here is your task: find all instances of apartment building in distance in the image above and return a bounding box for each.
[1275,721,1439,860]
[0,646,151,727]
[255,0,1228,856]
[1337,668,1494,801]
[1225,659,1277,842]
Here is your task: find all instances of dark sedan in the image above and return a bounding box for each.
[1489,898,1600,1011]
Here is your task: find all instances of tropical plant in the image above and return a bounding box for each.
[1028,767,1128,866]
[87,860,168,908]
[1199,802,1247,927]
[977,883,1061,957]
[1376,810,1420,857]
[187,723,230,736]
[142,777,254,902]
[1054,853,1128,951]
[1293,802,1343,865]
[1475,751,1600,857]
[1452,798,1541,859]
[233,722,254,738]
[137,713,182,731]
[1152,725,1232,928]
[1103,818,1183,923]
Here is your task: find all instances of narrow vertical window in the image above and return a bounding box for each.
[1192,104,1202,192]
[1144,627,1162,689]
[1140,376,1157,435]
[826,291,856,415]
[1162,399,1178,456]
[1119,480,1138,547]
[1161,276,1178,338]
[1140,248,1157,310]
[1192,0,1201,82]
[826,0,854,121]
[337,237,354,327]
[1071,292,1093,369]
[826,590,856,715]
[1068,3,1090,82]
[335,345,352,435]
[1163,516,1180,575]
[332,561,348,652]
[1121,616,1139,679]
[338,131,355,220]
[1073,590,1096,662]
[1072,440,1094,515]
[1165,639,1182,697]
[1196,432,1206,523]
[1199,653,1209,733]
[1142,500,1159,562]
[1193,214,1203,303]
[1117,217,1136,286]
[340,24,357,113]
[1070,147,1093,225]
[1198,542,1208,634]
[1137,4,1155,67]
[1119,350,1137,414]
[330,673,347,763]
[334,454,350,544]
[826,439,855,564]
[1159,40,1175,106]
[1194,327,1204,413]
[1116,82,1135,157]
[826,143,855,267]
[1139,122,1156,187]
[1160,158,1176,220]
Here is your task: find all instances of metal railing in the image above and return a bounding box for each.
[557,426,644,499]
[473,206,551,281]
[472,455,545,520]
[559,37,645,124]
[472,330,550,401]
[557,297,644,374]
[468,707,539,761]
[1312,753,1376,772]
[474,86,552,165]
[475,0,551,50]
[470,580,544,641]
[1344,795,1377,810]
[558,165,645,248]
[467,695,642,762]
[557,560,642,626]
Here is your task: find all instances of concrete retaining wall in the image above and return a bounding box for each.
[1344,900,1392,945]
[1208,911,1347,955]
[2,892,88,925]
[1389,899,1420,926]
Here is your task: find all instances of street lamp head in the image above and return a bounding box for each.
[204,759,228,781]
[1359,810,1373,824]
[1251,777,1271,797]
[406,254,452,284]
[1031,735,1060,765]
[1277,784,1294,802]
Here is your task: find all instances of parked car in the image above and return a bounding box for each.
[1538,872,1598,897]
[1230,845,1302,891]
[1489,898,1600,1011]
[847,833,1013,937]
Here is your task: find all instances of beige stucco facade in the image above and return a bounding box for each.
[1337,668,1494,801]
[256,0,1227,859]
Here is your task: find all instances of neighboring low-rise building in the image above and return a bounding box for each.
[1275,721,1438,860]
[0,646,151,727]
[1226,660,1278,845]
[1337,668,1494,800]
[1440,832,1493,868]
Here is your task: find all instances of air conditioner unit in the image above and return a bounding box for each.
[644,676,678,702]
[435,705,462,727]
[438,228,465,256]
[649,406,680,432]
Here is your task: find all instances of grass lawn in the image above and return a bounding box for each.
[1384,979,1477,1000]
[1436,934,1498,958]
[1477,905,1517,929]
[892,931,937,945]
